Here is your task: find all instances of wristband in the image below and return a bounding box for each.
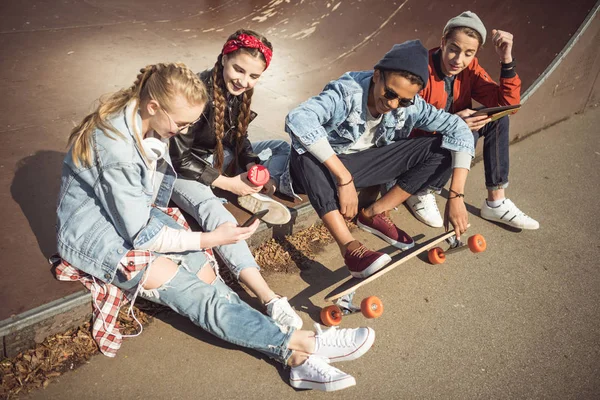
[337,177,354,187]
[448,188,465,199]
[501,59,516,69]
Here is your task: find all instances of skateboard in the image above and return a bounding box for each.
[320,229,487,326]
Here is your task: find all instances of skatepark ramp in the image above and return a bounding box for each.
[1,0,599,358]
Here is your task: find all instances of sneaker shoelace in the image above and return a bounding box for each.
[349,244,369,258]
[376,213,397,230]
[511,205,535,221]
[499,200,534,220]
[305,357,338,378]
[315,324,354,348]
[421,194,442,216]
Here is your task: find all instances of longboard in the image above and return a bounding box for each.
[320,229,486,326]
[324,230,459,302]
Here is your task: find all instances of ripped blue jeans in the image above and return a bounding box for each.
[171,139,290,279]
[112,249,294,364]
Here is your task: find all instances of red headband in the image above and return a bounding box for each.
[222,33,272,69]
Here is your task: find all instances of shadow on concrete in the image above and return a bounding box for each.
[10,150,65,259]
[285,237,419,323]
[152,309,289,382]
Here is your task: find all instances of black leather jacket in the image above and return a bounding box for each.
[169,69,260,185]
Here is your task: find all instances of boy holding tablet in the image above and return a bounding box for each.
[407,11,539,230]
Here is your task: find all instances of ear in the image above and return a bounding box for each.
[146,99,160,116]
[221,54,227,67]
[440,35,446,49]
[373,69,381,84]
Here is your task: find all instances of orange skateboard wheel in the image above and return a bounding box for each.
[428,247,446,264]
[320,305,343,326]
[468,234,487,253]
[361,296,383,319]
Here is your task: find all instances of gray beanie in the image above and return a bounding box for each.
[374,40,429,87]
[443,11,487,45]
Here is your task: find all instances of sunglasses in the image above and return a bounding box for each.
[380,72,415,108]
[161,108,201,134]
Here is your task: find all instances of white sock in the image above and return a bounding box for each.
[486,198,505,208]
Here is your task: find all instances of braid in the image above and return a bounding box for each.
[216,29,272,173]
[234,89,254,170]
[212,58,227,171]
[69,62,207,168]
[177,63,206,96]
[130,64,157,98]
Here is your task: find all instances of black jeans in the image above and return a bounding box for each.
[290,136,451,217]
[431,116,510,191]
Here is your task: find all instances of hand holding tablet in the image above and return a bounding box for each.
[471,104,521,122]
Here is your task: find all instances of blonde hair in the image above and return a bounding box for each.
[212,29,273,172]
[68,62,208,167]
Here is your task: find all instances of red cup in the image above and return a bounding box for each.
[247,164,270,186]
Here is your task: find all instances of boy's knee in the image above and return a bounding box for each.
[497,115,510,132]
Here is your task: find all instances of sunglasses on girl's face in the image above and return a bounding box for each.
[380,72,415,107]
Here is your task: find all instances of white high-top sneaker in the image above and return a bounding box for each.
[289,356,356,391]
[405,190,443,228]
[480,198,540,229]
[312,324,375,363]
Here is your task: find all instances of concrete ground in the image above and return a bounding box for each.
[22,108,600,399]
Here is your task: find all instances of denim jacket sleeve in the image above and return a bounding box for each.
[94,162,159,246]
[410,95,475,157]
[285,81,349,150]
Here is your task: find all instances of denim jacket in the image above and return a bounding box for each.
[279,70,474,198]
[56,102,178,283]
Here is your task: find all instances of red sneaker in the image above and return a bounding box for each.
[344,243,392,278]
[357,210,414,250]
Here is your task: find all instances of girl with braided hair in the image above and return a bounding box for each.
[170,30,303,331]
[55,62,375,392]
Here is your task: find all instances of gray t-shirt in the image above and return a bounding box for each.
[346,110,384,153]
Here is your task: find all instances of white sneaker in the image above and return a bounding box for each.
[266,297,303,330]
[290,355,356,392]
[313,324,375,363]
[238,193,291,225]
[405,191,443,228]
[480,198,540,230]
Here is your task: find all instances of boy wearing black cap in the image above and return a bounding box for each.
[282,40,474,278]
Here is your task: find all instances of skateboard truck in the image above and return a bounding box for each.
[320,292,383,326]
[428,234,487,264]
[334,292,361,315]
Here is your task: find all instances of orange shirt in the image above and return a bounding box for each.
[419,48,521,113]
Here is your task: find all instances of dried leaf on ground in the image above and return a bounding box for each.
[253,221,356,274]
[0,303,158,399]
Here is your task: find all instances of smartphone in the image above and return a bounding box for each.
[241,209,270,227]
[472,104,521,117]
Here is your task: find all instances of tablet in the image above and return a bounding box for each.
[472,104,521,118]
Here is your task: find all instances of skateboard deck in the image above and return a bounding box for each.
[325,229,473,302]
